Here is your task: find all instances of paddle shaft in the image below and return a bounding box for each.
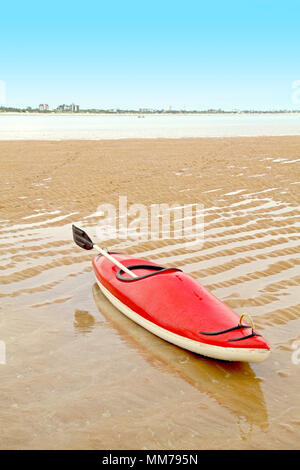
[93,244,137,278]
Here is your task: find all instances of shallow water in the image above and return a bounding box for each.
[0,138,299,449]
[0,113,300,140]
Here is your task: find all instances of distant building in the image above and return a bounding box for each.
[71,103,79,112]
[57,103,79,112]
[39,104,49,111]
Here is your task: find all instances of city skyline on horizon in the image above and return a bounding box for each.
[1,102,300,113]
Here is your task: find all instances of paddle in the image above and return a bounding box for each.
[72,224,137,278]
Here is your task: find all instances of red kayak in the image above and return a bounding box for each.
[92,252,270,363]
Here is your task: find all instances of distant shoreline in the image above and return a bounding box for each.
[0,111,300,116]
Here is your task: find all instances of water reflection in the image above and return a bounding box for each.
[89,283,269,437]
[73,309,96,334]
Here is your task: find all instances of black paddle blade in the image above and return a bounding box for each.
[72,225,94,250]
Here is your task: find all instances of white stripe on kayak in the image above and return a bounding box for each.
[96,278,270,363]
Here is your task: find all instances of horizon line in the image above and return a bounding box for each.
[1,106,300,114]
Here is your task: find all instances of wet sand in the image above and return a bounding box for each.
[0,136,300,449]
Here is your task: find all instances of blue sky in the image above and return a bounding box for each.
[1,0,300,110]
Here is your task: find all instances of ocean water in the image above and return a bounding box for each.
[0,112,299,139]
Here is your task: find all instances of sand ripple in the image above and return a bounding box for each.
[0,137,299,449]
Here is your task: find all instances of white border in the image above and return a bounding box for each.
[96,278,270,363]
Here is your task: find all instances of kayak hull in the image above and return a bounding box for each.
[96,279,270,362]
[93,254,271,363]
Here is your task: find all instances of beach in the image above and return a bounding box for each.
[0,136,300,449]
